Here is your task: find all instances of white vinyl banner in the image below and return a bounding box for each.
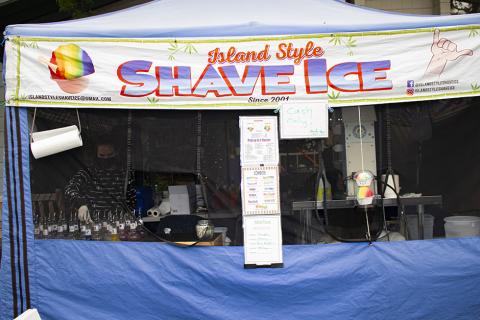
[4,26,480,109]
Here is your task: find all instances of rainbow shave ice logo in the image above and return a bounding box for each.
[46,44,95,94]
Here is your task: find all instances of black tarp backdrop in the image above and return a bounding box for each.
[28,98,480,243]
[29,108,317,244]
[381,97,480,236]
[134,110,197,174]
[30,108,128,196]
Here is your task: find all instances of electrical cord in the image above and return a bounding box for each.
[375,178,404,241]
[316,173,404,243]
[377,106,407,241]
[313,171,366,243]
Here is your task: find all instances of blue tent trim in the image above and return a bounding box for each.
[0,107,33,319]
[18,107,35,313]
[26,238,480,320]
[1,106,18,319]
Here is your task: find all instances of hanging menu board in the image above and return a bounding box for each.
[239,115,283,268]
[280,102,329,139]
[243,215,283,268]
[239,116,279,166]
[241,165,280,215]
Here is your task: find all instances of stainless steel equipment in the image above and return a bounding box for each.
[342,106,377,197]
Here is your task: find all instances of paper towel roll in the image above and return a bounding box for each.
[147,206,161,217]
[31,125,83,159]
[159,200,170,215]
[381,174,400,198]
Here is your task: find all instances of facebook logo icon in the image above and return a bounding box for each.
[407,80,414,88]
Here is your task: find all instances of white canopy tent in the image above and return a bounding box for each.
[2,1,480,320]
[5,0,480,37]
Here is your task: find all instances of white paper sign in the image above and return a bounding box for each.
[240,116,279,165]
[243,215,283,266]
[280,102,329,139]
[241,165,281,215]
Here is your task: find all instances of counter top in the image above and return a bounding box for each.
[292,195,443,210]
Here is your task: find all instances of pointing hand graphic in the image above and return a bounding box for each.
[425,29,473,77]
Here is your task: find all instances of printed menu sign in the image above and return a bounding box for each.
[239,116,279,166]
[280,101,329,139]
[244,215,283,267]
[241,166,281,215]
[239,115,283,268]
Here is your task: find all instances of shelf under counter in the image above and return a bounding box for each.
[292,195,443,211]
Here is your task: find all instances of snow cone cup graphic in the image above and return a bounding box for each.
[41,44,95,94]
[55,77,89,94]
[356,186,375,206]
[354,170,375,205]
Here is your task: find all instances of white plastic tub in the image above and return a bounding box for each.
[444,216,480,238]
[407,214,434,240]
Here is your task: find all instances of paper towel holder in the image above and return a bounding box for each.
[30,108,83,158]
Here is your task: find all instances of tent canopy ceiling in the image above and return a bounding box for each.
[5,0,480,38]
